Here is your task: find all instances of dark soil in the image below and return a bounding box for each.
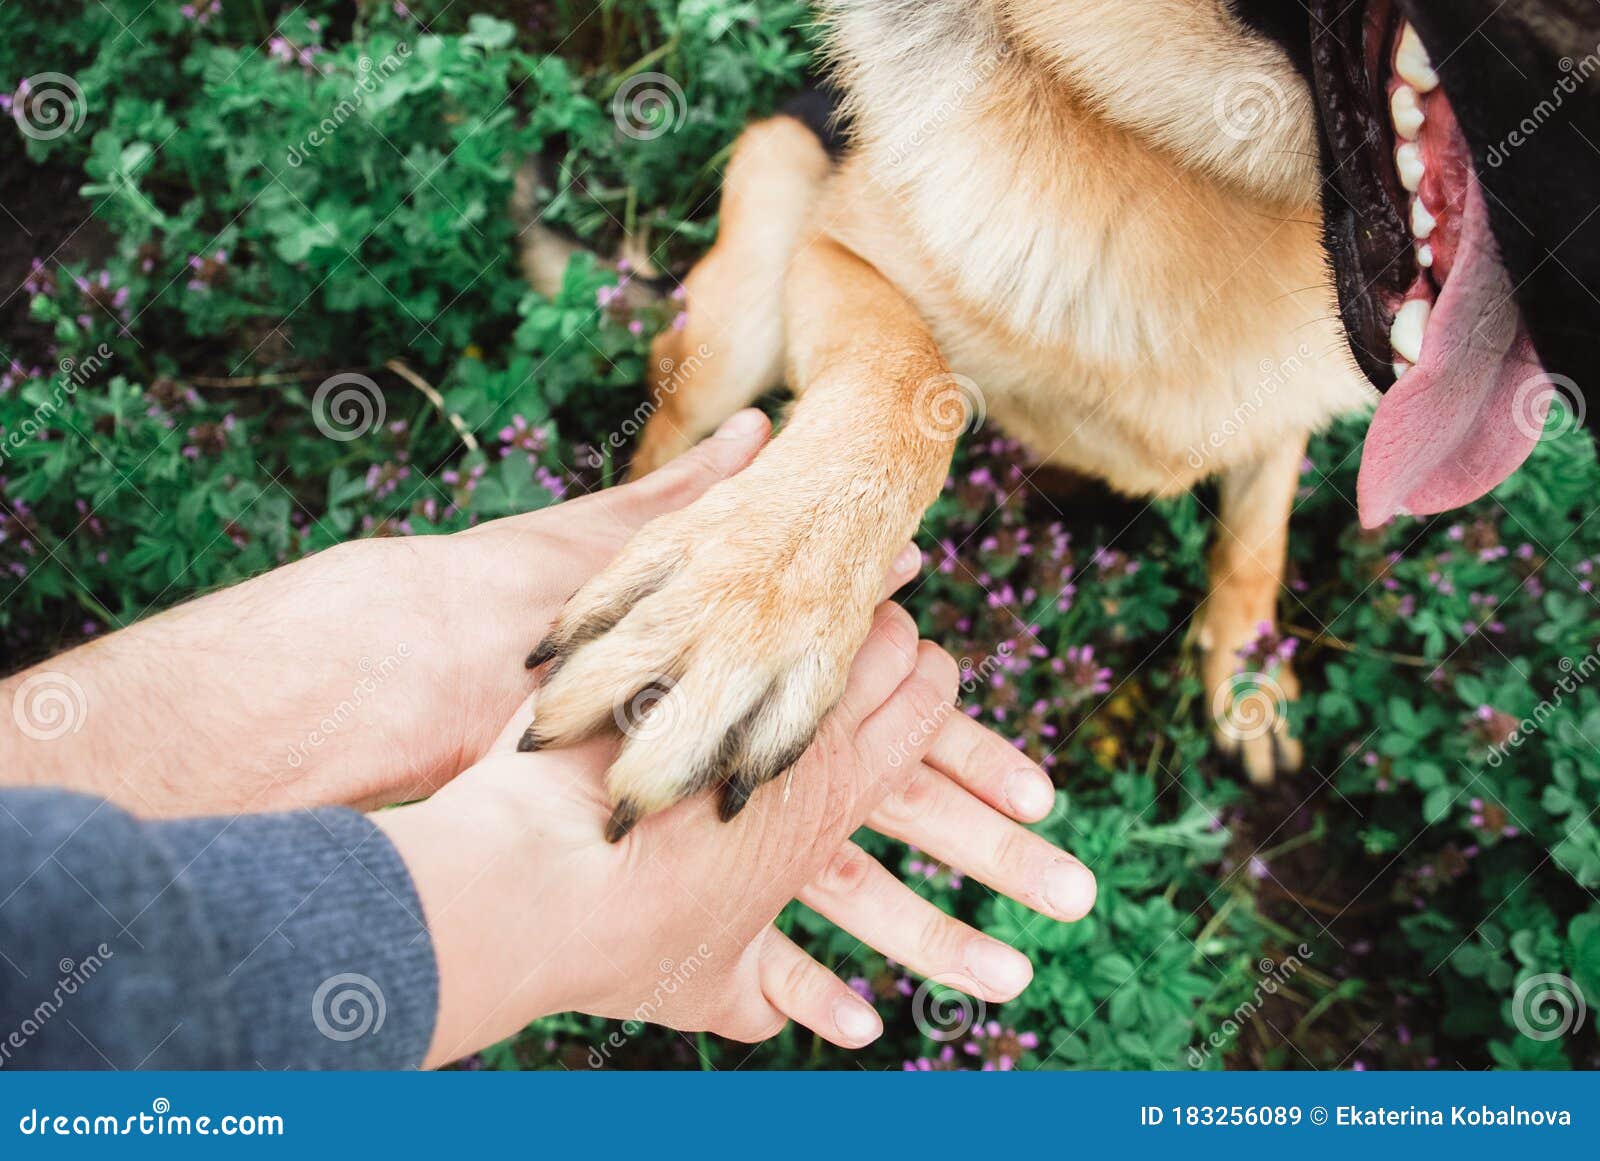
[0,153,108,363]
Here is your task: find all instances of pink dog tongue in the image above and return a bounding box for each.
[1357,180,1547,529]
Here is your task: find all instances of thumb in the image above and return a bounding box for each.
[608,408,771,529]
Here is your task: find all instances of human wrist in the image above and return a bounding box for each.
[374,783,571,1067]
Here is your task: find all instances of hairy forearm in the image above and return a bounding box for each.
[0,535,531,817]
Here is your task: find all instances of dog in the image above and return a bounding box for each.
[518,0,1600,840]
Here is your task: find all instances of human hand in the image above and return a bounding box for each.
[0,410,775,817]
[421,408,781,792]
[375,604,1096,1067]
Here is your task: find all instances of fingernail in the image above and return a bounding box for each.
[714,408,766,440]
[832,996,882,1046]
[1043,859,1098,921]
[1003,769,1055,821]
[963,938,1032,998]
[891,542,921,578]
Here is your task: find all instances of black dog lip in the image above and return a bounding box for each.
[1308,0,1413,391]
[1227,0,1397,385]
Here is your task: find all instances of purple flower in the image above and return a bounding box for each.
[963,1021,1040,1071]
[906,848,964,891]
[1062,644,1113,699]
[180,0,221,23]
[903,1045,963,1071]
[1235,621,1297,672]
[23,259,53,297]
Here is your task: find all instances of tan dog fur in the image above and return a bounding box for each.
[526,0,1377,833]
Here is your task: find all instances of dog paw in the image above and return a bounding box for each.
[519,481,888,840]
[1202,619,1302,786]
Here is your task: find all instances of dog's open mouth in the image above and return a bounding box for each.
[1312,0,1551,528]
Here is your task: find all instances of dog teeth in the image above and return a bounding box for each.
[1393,358,1412,380]
[1411,197,1437,239]
[1390,298,1431,364]
[1395,24,1440,93]
[1395,143,1425,192]
[1417,242,1434,268]
[1391,85,1424,140]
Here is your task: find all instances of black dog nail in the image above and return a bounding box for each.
[718,779,753,823]
[604,801,641,843]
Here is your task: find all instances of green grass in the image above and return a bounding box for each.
[3,0,1597,1070]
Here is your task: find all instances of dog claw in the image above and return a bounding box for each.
[1218,723,1303,786]
[718,779,753,823]
[605,800,642,844]
[516,726,547,753]
[514,482,871,844]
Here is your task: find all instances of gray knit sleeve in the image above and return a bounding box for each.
[0,789,437,1070]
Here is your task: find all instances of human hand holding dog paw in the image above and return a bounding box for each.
[518,417,933,839]
[377,604,1095,1067]
[0,409,778,818]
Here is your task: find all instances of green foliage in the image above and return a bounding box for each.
[3,0,1596,1071]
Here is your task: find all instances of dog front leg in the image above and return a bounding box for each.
[521,235,956,838]
[1201,437,1307,784]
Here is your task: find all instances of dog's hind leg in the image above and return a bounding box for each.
[1200,437,1306,785]
[630,115,833,477]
